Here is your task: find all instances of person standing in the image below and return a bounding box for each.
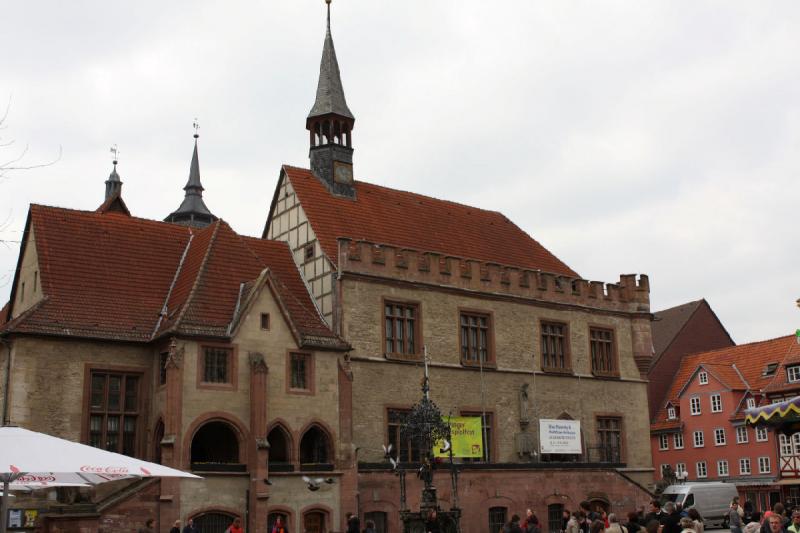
[787,512,800,533]
[770,514,788,533]
[523,510,541,533]
[364,519,377,533]
[505,514,524,533]
[169,519,181,533]
[271,516,286,533]
[730,501,744,533]
[661,502,682,533]
[644,501,663,525]
[624,512,641,533]
[182,518,199,533]
[604,513,628,533]
[226,517,244,533]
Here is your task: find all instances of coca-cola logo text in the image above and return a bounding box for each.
[79,465,130,475]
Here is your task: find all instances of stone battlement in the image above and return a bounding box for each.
[337,238,650,313]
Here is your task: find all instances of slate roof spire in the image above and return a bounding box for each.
[104,145,122,201]
[165,123,218,228]
[306,0,356,197]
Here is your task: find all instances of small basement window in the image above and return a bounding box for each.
[763,363,779,377]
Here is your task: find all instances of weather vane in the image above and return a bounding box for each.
[193,118,200,139]
[109,144,119,166]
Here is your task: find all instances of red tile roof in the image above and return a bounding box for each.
[276,166,578,277]
[651,335,798,429]
[2,204,344,348]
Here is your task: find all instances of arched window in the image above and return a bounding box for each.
[191,421,243,471]
[194,512,237,531]
[268,512,290,533]
[299,425,332,469]
[304,510,327,533]
[489,507,507,533]
[268,425,293,472]
[547,504,565,533]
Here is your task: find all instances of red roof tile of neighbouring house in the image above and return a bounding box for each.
[651,335,798,430]
[0,302,8,326]
[1,204,344,349]
[272,166,578,277]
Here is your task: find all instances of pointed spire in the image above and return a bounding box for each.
[308,0,354,120]
[165,122,217,228]
[104,145,123,201]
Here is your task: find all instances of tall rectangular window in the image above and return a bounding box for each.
[693,430,704,448]
[88,371,140,456]
[696,461,707,478]
[788,366,800,383]
[676,463,686,476]
[387,409,421,463]
[736,426,749,444]
[460,311,492,365]
[690,397,701,415]
[290,352,312,391]
[203,347,231,383]
[717,460,729,477]
[541,321,569,370]
[667,406,676,419]
[659,434,669,450]
[384,302,419,357]
[747,397,756,409]
[596,417,622,463]
[489,508,507,533]
[159,351,169,386]
[711,394,722,413]
[759,456,771,474]
[589,328,616,375]
[756,427,768,442]
[714,428,726,446]
[461,411,493,463]
[740,458,751,475]
[699,371,708,385]
[674,433,684,449]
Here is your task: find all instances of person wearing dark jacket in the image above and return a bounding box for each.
[644,501,663,526]
[505,514,524,533]
[625,511,641,533]
[661,502,682,533]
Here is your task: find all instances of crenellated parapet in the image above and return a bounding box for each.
[337,238,650,314]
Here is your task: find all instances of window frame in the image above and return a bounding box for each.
[759,456,771,474]
[746,397,756,409]
[690,396,701,415]
[667,406,676,420]
[385,407,422,463]
[711,393,722,413]
[698,371,708,385]
[693,430,704,448]
[736,426,749,444]
[260,313,270,331]
[756,426,768,442]
[540,320,571,373]
[82,365,146,458]
[458,308,495,368]
[588,325,618,377]
[740,457,751,475]
[595,414,625,463]
[674,432,684,449]
[382,298,422,361]
[659,434,669,451]
[717,459,729,477]
[286,351,315,395]
[714,428,727,446]
[696,460,707,478]
[197,343,238,391]
[788,365,800,383]
[676,462,686,476]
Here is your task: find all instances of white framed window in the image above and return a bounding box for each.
[746,397,756,409]
[676,462,687,477]
[756,427,768,442]
[674,432,684,449]
[667,406,676,420]
[690,396,701,415]
[717,460,729,477]
[693,430,704,448]
[736,426,749,444]
[696,461,707,478]
[759,456,771,473]
[714,428,727,446]
[711,394,722,413]
[788,365,800,383]
[792,433,800,455]
[659,434,669,450]
[739,457,751,475]
[699,371,708,385]
[780,433,795,456]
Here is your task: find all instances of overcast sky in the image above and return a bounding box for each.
[1,1,798,344]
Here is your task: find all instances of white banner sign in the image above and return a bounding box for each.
[539,419,582,454]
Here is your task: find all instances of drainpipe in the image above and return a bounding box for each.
[1,337,11,426]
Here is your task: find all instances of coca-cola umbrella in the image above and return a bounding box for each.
[0,426,200,532]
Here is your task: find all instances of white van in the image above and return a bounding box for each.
[661,482,739,528]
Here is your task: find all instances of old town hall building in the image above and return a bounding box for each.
[1,5,655,533]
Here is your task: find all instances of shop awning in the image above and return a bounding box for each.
[745,396,800,427]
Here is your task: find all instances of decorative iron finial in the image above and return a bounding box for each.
[193,118,200,139]
[326,0,332,32]
[109,144,119,167]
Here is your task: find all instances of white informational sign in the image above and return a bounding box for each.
[539,419,582,454]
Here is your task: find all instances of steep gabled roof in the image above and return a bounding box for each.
[651,335,797,429]
[652,300,704,357]
[2,204,343,348]
[273,166,578,277]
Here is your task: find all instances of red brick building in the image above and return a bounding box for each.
[649,300,734,420]
[650,335,800,512]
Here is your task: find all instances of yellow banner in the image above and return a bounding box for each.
[434,417,483,458]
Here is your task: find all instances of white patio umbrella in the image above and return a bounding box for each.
[0,426,200,532]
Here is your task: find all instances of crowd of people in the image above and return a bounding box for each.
[499,497,800,533]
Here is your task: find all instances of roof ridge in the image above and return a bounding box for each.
[691,334,792,359]
[30,203,187,230]
[150,227,195,339]
[168,220,222,333]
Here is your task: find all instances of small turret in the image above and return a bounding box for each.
[165,123,218,228]
[104,145,123,201]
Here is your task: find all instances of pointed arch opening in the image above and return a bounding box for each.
[299,424,333,471]
[190,420,245,472]
[267,424,294,472]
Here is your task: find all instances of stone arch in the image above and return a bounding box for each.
[301,504,333,533]
[183,412,249,470]
[267,420,294,469]
[298,420,336,467]
[267,505,294,533]
[189,506,241,531]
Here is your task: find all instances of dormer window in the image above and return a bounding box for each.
[788,365,800,383]
[763,363,779,377]
[746,397,756,409]
[667,406,676,420]
[698,371,708,385]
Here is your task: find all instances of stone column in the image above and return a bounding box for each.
[338,356,358,528]
[249,352,270,532]
[160,338,184,529]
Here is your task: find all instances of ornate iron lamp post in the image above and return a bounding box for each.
[393,354,461,533]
